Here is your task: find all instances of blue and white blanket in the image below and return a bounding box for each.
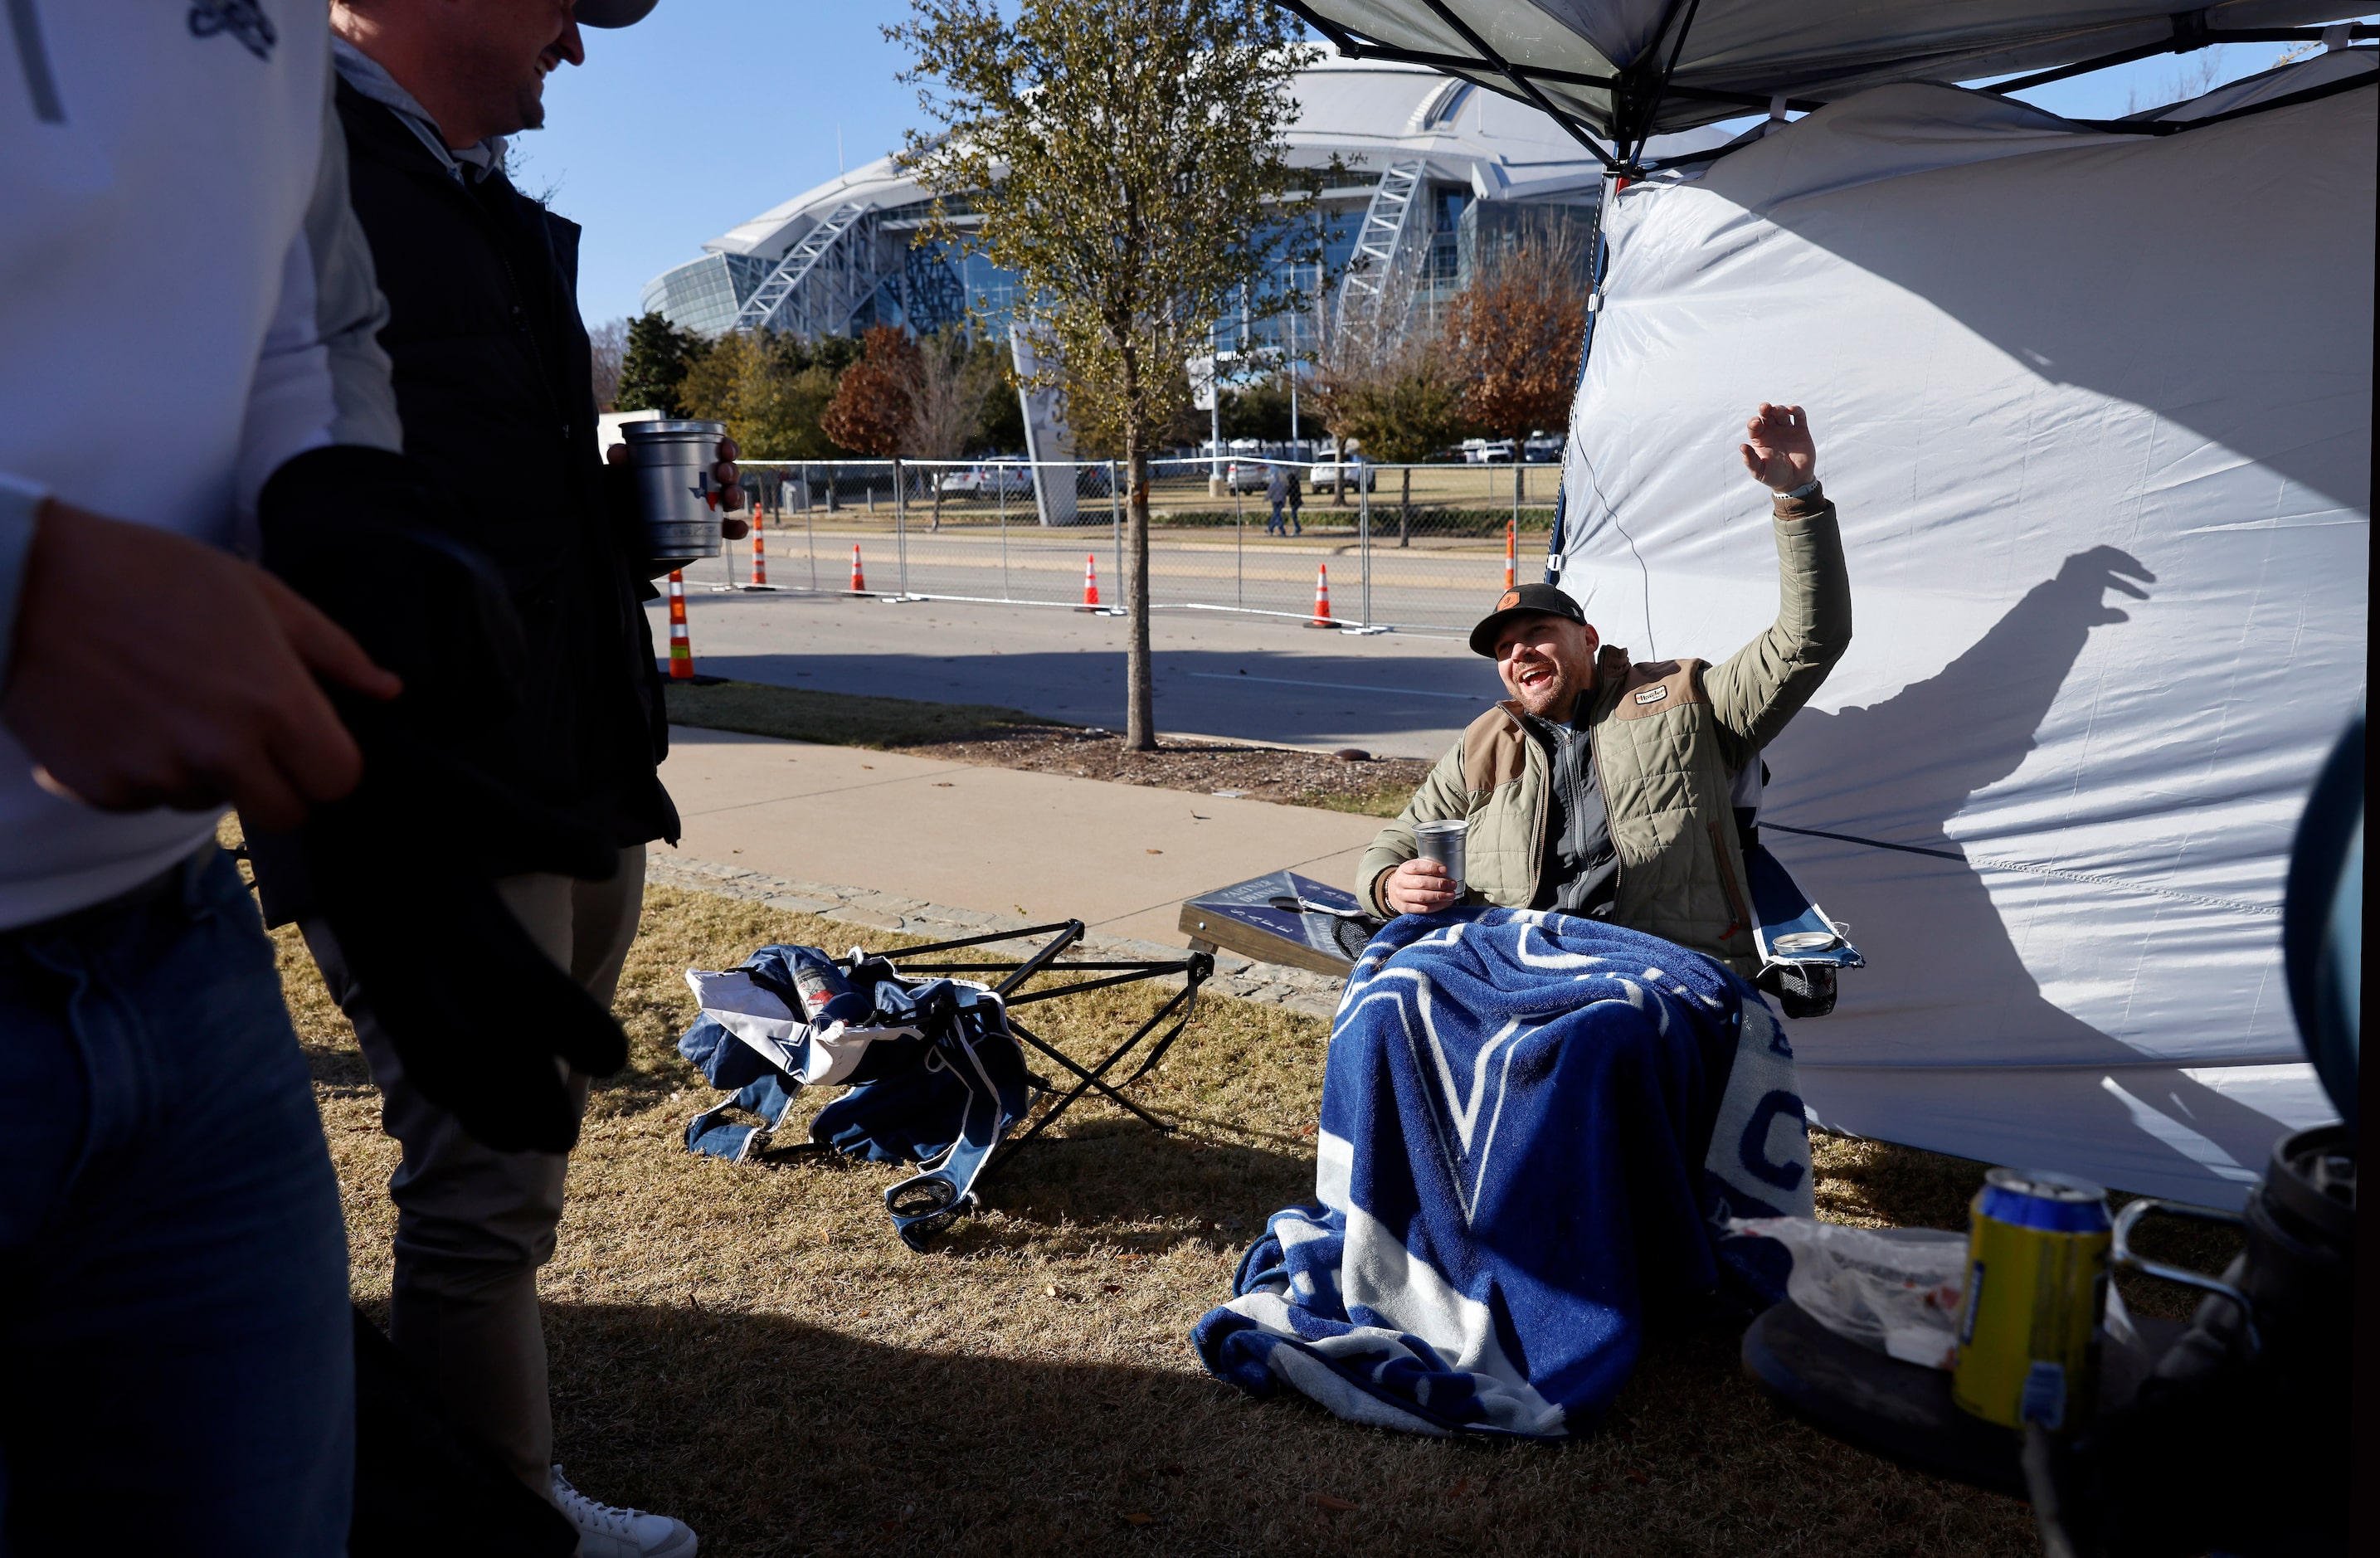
[1193,908,1813,1438]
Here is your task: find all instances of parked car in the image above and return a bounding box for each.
[936,464,1034,497]
[1462,437,1517,464]
[1307,455,1376,493]
[1523,435,1562,464]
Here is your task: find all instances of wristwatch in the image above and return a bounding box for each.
[1780,478,1822,501]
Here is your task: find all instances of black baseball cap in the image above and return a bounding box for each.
[1468,582,1588,657]
[575,0,659,27]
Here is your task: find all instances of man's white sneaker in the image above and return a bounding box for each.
[550,1467,698,1558]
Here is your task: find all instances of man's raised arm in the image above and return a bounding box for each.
[1706,403,1852,755]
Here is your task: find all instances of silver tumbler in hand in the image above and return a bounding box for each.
[622,419,729,565]
[1414,819,1467,895]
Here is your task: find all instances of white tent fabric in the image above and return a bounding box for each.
[1287,0,2362,136]
[1555,74,2373,1205]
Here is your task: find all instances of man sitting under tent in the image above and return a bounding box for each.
[1359,403,1849,976]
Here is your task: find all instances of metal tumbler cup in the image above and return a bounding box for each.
[1414,819,1467,894]
[622,418,729,565]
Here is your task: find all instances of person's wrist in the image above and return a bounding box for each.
[1774,475,1821,501]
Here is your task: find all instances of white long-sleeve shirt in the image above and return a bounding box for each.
[0,0,401,927]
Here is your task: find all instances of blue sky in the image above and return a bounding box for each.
[507,5,2345,329]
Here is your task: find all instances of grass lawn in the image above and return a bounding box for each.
[290,879,2054,1557]
[661,679,1053,749]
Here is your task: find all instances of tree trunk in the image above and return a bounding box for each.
[1399,465,1411,548]
[1331,433,1348,507]
[1123,421,1157,752]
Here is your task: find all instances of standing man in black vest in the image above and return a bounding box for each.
[318,2,734,1552]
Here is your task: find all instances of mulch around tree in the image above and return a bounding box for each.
[902,726,1431,818]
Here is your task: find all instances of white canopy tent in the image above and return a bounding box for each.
[1557,63,2370,1205]
[1279,0,2372,158]
[1275,0,2373,1203]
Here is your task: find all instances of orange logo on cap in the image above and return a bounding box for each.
[1497,589,1521,610]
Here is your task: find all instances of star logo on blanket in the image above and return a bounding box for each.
[1194,908,1813,1439]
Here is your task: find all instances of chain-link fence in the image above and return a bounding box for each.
[699,459,1558,634]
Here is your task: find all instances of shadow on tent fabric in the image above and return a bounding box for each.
[1703,83,2375,514]
[1763,546,2290,1170]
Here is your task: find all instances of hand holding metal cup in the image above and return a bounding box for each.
[1385,820,1468,916]
[616,421,747,568]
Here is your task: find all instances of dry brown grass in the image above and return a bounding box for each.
[285,881,2044,1556]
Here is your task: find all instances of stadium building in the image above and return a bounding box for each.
[640,50,1717,353]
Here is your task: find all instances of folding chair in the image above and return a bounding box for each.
[849,918,1213,1204]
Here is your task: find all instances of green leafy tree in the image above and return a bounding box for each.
[971,334,1027,454]
[1336,340,1467,547]
[1219,377,1296,442]
[615,311,704,417]
[676,330,849,460]
[891,0,1326,750]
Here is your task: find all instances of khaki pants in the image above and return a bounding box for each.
[304,845,646,1495]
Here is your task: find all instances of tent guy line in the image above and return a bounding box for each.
[1763,823,2282,918]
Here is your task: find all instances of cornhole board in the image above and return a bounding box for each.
[1182,853,1863,980]
[1179,869,1371,976]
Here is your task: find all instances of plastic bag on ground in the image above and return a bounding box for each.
[1729,1216,1966,1368]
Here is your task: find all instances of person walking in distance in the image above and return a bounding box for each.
[1266,463,1289,535]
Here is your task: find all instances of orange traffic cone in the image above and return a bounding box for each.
[1306,562,1336,629]
[741,519,777,592]
[666,570,695,679]
[1077,553,1102,612]
[1505,515,1517,591]
[849,543,867,594]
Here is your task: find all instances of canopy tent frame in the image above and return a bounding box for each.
[1277,1,2374,173]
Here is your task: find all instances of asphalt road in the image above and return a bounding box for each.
[652,584,1506,760]
[695,516,1522,634]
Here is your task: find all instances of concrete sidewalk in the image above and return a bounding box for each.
[659,725,1384,948]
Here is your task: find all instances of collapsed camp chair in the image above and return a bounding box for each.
[679,920,1211,1250]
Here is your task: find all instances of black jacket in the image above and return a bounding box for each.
[336,80,676,847]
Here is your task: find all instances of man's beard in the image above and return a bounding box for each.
[510,79,547,132]
[1511,666,1576,718]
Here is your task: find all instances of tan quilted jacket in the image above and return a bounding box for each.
[1357,488,1852,976]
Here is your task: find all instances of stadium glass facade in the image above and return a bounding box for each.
[635,53,1629,353]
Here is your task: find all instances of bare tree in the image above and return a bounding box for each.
[908,328,996,528]
[1308,250,1428,507]
[588,316,629,412]
[1443,213,1592,454]
[1334,329,1466,547]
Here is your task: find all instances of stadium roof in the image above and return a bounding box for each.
[694,51,1725,267]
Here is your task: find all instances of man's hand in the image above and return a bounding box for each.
[1740,402,1817,491]
[1,500,401,832]
[1383,858,1460,916]
[608,433,747,538]
[713,435,747,537]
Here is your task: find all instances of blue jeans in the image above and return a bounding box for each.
[0,848,351,1555]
